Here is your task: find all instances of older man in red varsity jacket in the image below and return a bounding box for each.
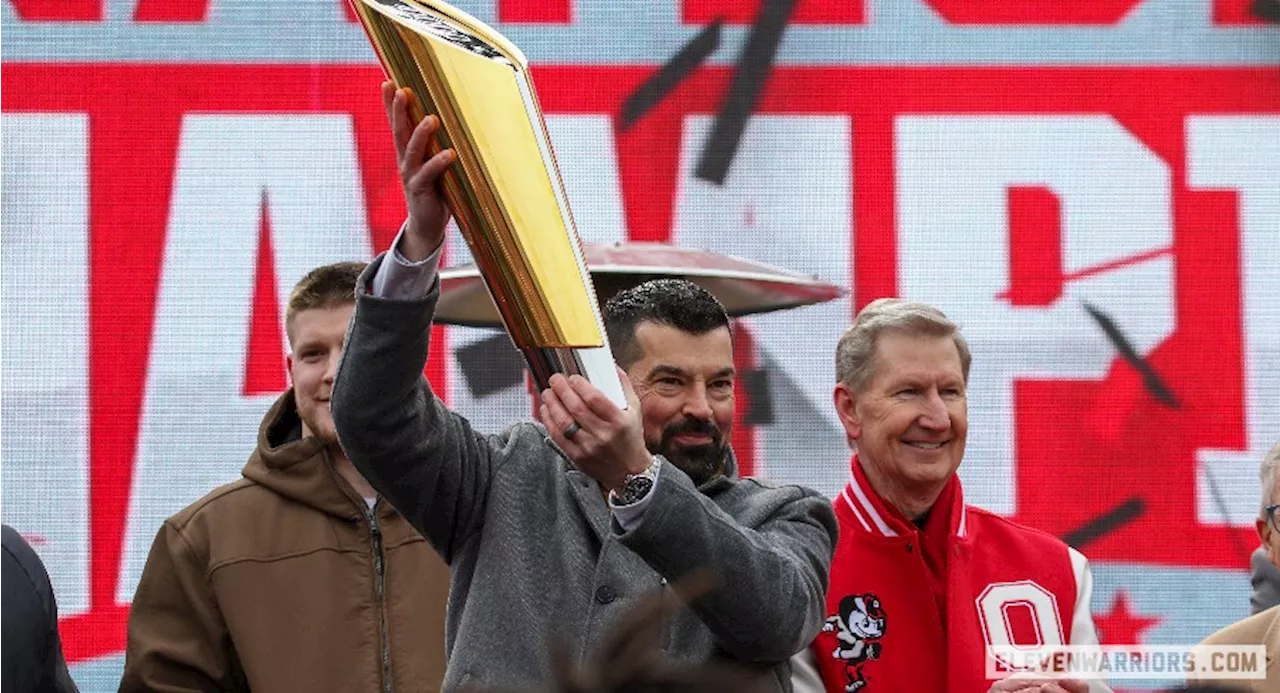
[796,299,1107,693]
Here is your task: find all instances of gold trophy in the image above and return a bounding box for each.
[351,0,628,409]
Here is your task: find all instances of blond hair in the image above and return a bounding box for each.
[284,261,365,346]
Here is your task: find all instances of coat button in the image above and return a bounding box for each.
[905,542,914,553]
[595,585,617,604]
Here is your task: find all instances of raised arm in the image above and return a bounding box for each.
[330,82,496,560]
[333,259,502,561]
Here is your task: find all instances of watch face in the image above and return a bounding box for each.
[620,475,655,505]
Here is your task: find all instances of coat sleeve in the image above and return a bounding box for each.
[332,256,503,563]
[118,522,242,693]
[615,464,838,663]
[1067,548,1113,693]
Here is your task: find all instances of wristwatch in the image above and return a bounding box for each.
[610,457,662,507]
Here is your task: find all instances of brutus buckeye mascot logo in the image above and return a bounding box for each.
[823,593,887,692]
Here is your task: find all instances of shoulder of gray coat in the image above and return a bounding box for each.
[740,476,829,500]
[733,478,839,534]
[721,477,835,522]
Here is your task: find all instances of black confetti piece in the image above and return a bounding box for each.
[455,334,525,398]
[694,0,798,184]
[1083,301,1180,409]
[1251,0,1280,22]
[619,20,723,132]
[1063,497,1146,549]
[740,367,774,425]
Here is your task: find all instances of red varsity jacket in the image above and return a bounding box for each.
[805,456,1105,693]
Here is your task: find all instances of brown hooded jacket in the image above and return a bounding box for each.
[120,391,450,692]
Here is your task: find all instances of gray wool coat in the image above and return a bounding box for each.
[332,256,838,692]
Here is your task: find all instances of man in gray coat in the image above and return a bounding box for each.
[331,82,837,692]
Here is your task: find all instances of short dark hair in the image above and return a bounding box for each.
[603,279,730,369]
[285,261,365,346]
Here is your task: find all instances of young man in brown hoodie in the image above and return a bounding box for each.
[119,262,450,692]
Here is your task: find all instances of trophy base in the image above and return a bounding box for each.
[520,345,627,410]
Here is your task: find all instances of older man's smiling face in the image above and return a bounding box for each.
[835,331,968,513]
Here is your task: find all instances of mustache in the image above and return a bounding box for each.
[656,416,728,486]
[662,417,722,444]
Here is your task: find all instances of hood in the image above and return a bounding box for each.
[241,390,368,521]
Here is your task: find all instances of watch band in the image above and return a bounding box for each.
[610,457,661,507]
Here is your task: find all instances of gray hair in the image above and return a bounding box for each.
[1259,440,1280,518]
[835,298,972,390]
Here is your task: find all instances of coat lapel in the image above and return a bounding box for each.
[544,435,612,544]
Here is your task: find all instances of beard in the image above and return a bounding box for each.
[652,416,729,486]
[299,403,340,449]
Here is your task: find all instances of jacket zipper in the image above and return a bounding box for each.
[366,504,393,693]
